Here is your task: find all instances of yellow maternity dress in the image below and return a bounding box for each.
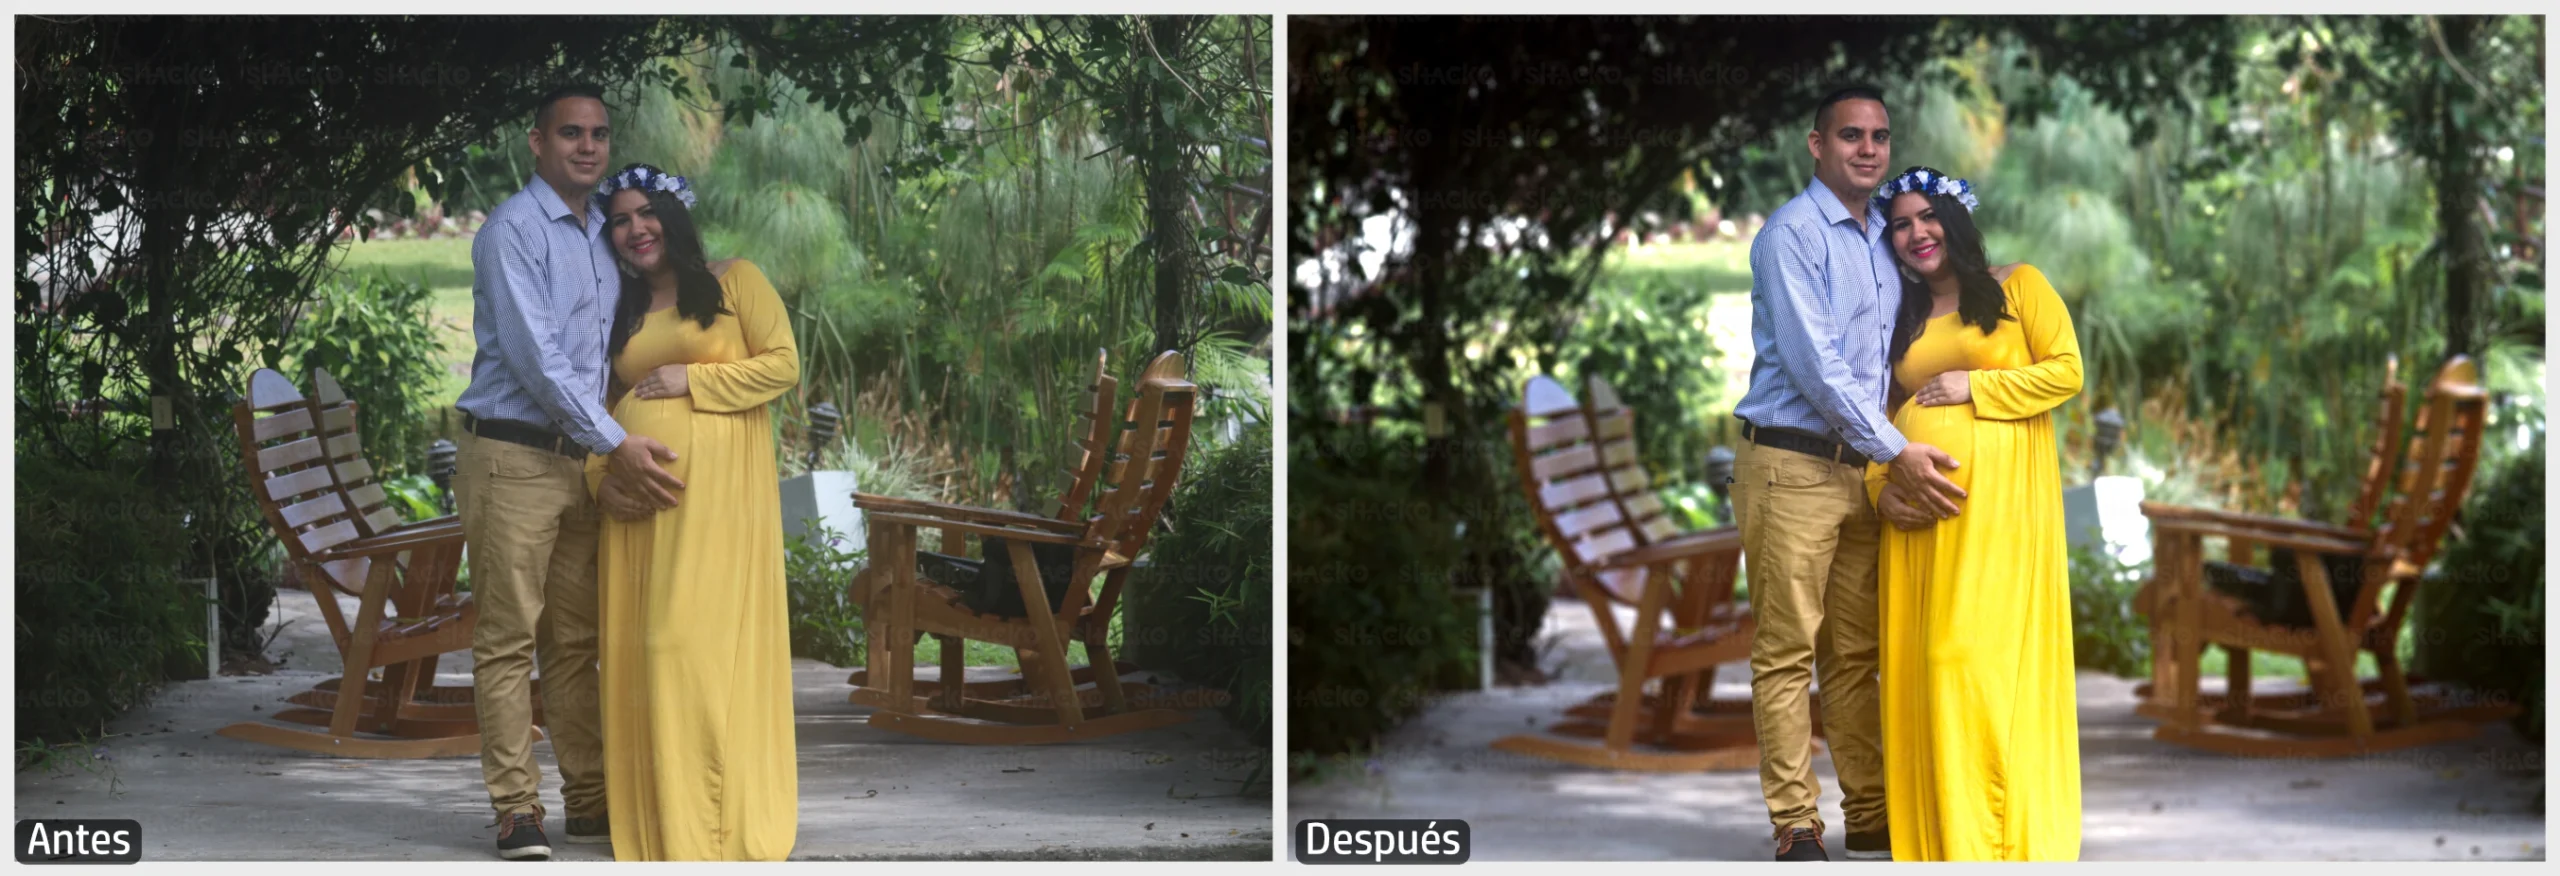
[1864,264,2083,861]
[587,260,800,861]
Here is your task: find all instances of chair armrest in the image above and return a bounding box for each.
[1593,527,1743,571]
[2147,515,2371,556]
[377,515,462,538]
[313,525,465,561]
[866,512,1091,547]
[2137,503,2369,542]
[852,494,1082,532]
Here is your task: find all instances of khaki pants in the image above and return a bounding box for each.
[1732,438,1885,836]
[454,434,606,820]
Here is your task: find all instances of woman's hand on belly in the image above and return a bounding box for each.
[630,363,691,400]
[1913,370,1972,407]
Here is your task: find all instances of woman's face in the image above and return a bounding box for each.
[606,189,666,276]
[1887,192,1947,280]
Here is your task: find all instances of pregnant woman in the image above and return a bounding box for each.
[1866,167,2085,861]
[586,164,801,861]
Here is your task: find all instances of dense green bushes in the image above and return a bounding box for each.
[15,454,205,755]
[280,272,449,478]
[2414,430,2545,741]
[2067,542,2153,677]
[1129,426,1274,739]
[783,523,869,669]
[1287,425,1478,756]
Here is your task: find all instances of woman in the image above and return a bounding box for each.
[586,163,801,861]
[1865,166,2083,861]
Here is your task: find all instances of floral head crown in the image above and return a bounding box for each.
[594,163,696,211]
[1873,165,1978,214]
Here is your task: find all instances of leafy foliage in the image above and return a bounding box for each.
[279,273,448,478]
[784,523,869,669]
[1286,423,1477,757]
[2067,542,2153,678]
[15,453,204,753]
[2413,430,2545,741]
[1129,426,1273,738]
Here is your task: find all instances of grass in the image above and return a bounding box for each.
[899,576,1127,671]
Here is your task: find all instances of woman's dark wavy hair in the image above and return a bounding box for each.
[1886,186,2012,366]
[603,175,729,359]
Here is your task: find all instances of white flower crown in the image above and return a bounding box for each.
[594,163,697,210]
[1873,166,1979,214]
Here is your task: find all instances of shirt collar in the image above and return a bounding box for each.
[526,174,605,237]
[1803,175,1883,239]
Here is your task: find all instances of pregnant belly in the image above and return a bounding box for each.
[611,396,697,485]
[1892,402,1976,496]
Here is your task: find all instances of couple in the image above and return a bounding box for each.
[450,84,801,862]
[1734,85,2084,862]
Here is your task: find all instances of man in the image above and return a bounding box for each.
[455,83,685,862]
[1731,85,1967,862]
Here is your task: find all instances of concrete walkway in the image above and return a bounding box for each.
[1289,602,2544,861]
[18,592,1271,861]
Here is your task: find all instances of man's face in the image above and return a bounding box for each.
[1808,98,1890,199]
[530,96,611,195]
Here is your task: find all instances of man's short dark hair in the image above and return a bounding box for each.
[534,83,608,130]
[1813,85,1887,132]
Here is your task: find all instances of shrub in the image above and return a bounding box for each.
[15,452,205,756]
[1128,426,1273,739]
[2067,541,2153,677]
[1287,424,1476,757]
[784,522,868,668]
[2414,429,2544,742]
[279,271,447,477]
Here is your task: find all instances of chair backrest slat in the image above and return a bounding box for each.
[231,368,377,591]
[2346,355,2407,529]
[2356,356,2488,631]
[307,369,415,539]
[1088,352,1195,559]
[1052,349,1118,523]
[1509,375,1654,601]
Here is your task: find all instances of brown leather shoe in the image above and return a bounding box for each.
[1775,825,1827,861]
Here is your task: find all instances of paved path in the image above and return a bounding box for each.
[1289,602,2544,861]
[18,592,1271,861]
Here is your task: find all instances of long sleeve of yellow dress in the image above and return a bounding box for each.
[1966,265,2082,422]
[683,261,799,414]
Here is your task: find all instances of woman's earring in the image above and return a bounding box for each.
[1900,264,1923,284]
[616,255,643,279]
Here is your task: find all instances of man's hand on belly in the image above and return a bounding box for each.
[1887,443,1967,518]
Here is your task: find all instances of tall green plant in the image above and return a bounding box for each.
[280,272,448,478]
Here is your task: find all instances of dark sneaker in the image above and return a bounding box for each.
[1775,826,1828,861]
[564,813,610,845]
[1844,827,1891,860]
[495,812,552,861]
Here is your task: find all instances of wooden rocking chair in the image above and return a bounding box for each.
[2135,356,2516,755]
[218,368,498,758]
[848,352,1208,743]
[844,349,1140,701]
[1491,374,1774,771]
[2134,354,2402,698]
